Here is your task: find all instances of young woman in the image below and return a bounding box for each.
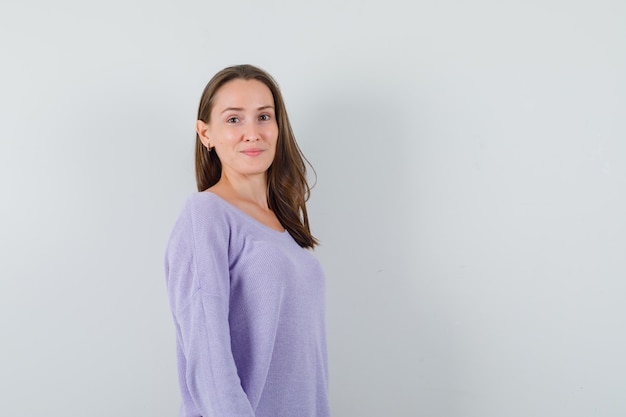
[165,65,330,417]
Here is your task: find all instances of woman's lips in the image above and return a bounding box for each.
[241,148,264,157]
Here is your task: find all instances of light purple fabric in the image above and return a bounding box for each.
[165,192,330,417]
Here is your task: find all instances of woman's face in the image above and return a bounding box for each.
[203,78,279,180]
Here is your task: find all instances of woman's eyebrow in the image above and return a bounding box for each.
[221,105,274,114]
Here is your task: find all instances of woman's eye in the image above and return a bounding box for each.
[259,114,270,121]
[227,117,239,123]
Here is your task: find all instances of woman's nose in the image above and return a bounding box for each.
[244,124,259,141]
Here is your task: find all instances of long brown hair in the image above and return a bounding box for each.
[195,64,318,248]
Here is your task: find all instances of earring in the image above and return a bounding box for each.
[206,143,213,152]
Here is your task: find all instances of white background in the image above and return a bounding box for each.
[1,0,625,416]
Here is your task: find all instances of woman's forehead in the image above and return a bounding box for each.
[213,79,274,109]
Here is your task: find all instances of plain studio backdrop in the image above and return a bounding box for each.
[1,0,625,416]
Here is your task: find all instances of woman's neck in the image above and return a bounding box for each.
[211,172,269,210]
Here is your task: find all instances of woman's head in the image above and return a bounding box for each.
[197,77,279,182]
[194,64,317,248]
[195,64,299,191]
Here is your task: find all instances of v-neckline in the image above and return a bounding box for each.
[202,191,287,234]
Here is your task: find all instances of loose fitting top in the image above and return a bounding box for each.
[165,192,330,417]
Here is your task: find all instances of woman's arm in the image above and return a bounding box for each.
[165,197,255,417]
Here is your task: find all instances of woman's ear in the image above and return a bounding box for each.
[196,120,211,148]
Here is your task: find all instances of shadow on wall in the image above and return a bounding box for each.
[300,81,463,416]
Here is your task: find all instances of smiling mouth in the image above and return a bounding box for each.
[241,149,264,157]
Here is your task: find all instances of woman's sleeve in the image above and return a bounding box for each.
[165,198,255,417]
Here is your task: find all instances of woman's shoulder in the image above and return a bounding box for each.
[173,192,232,233]
[175,191,290,241]
[181,191,235,216]
[183,190,222,208]
[166,192,236,256]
